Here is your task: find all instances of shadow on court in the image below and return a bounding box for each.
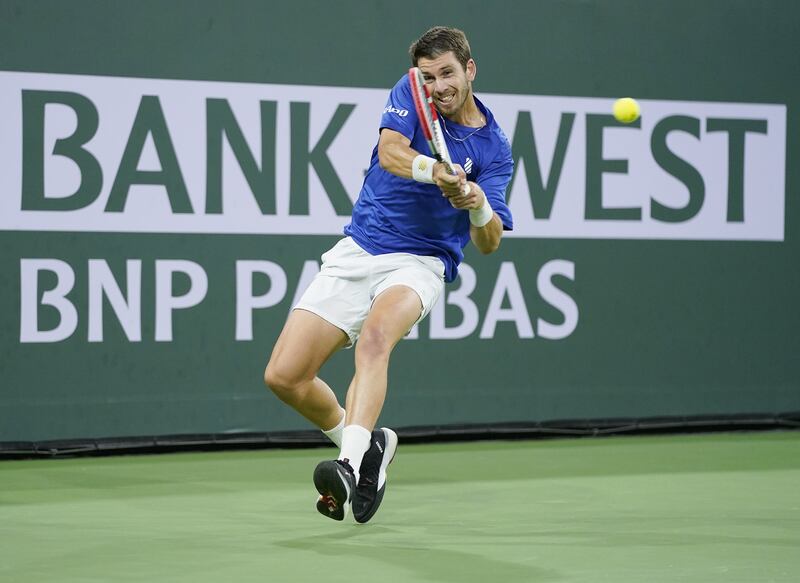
[275,526,562,583]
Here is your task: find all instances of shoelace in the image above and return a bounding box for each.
[337,459,355,475]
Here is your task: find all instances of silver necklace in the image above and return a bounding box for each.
[440,115,485,142]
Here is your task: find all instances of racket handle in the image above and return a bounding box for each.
[436,159,470,194]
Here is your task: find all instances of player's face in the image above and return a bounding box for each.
[418,52,476,120]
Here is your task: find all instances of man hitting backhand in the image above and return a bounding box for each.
[264,26,514,522]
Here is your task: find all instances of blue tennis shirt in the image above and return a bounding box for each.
[344,74,514,283]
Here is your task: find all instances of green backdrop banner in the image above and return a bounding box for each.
[0,1,797,441]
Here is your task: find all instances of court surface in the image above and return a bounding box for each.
[1,431,798,583]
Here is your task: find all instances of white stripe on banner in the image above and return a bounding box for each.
[0,71,786,241]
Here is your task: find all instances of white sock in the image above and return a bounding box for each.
[321,409,346,447]
[338,424,371,483]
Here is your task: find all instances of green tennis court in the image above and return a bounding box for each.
[2,431,798,582]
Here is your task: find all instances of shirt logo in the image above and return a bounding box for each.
[464,157,473,175]
[383,105,409,117]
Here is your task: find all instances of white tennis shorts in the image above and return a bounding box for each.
[293,237,445,346]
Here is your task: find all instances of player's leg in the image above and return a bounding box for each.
[314,284,421,521]
[264,308,348,435]
[349,259,444,523]
[346,284,423,430]
[268,238,375,521]
[266,310,354,522]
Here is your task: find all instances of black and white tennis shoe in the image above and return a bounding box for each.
[313,458,356,521]
[353,427,398,523]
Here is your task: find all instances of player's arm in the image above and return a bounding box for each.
[377,128,465,195]
[468,193,503,254]
[443,180,503,254]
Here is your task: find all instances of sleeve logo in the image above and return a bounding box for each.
[383,105,409,117]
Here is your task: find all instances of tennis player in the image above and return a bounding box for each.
[264,26,514,522]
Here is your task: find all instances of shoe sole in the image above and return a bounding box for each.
[314,461,352,521]
[354,427,398,524]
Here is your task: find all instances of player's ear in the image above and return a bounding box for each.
[466,59,476,82]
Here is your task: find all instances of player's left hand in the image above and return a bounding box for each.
[444,181,484,210]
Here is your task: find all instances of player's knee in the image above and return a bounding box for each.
[263,361,301,401]
[355,327,394,364]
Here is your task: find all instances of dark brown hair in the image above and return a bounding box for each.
[409,26,472,70]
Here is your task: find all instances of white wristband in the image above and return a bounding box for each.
[469,197,494,227]
[412,154,436,183]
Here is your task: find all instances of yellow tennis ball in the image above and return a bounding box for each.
[613,97,640,123]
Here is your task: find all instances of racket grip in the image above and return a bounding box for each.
[442,161,469,194]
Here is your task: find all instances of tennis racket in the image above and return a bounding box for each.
[408,67,469,194]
